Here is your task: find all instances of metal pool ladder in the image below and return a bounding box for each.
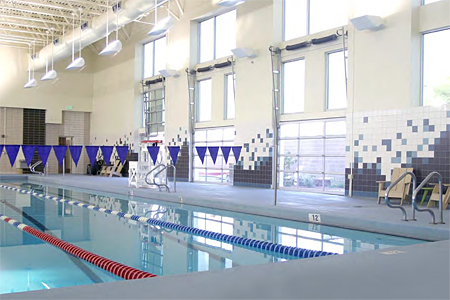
[412,171,445,224]
[385,171,416,221]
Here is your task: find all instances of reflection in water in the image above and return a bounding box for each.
[0,182,425,294]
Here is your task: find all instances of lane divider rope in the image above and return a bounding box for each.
[0,208,156,280]
[0,184,338,259]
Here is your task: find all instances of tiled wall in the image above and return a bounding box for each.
[46,124,63,174]
[0,108,23,174]
[23,109,46,173]
[234,129,274,188]
[168,127,189,181]
[345,105,450,197]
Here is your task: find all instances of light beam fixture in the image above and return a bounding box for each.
[148,0,175,36]
[67,9,86,70]
[24,42,37,88]
[99,0,122,55]
[41,28,58,81]
[217,0,248,7]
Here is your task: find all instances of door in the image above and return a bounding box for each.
[58,137,72,174]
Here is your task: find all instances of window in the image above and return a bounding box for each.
[199,10,236,63]
[277,227,344,254]
[143,87,165,136]
[193,127,235,184]
[422,28,450,106]
[193,212,234,251]
[197,79,212,122]
[225,74,235,119]
[282,59,306,113]
[278,119,346,195]
[143,36,167,78]
[284,0,348,41]
[327,50,347,110]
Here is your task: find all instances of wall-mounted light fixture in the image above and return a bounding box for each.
[350,15,384,31]
[231,47,257,58]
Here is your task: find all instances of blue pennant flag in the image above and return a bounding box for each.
[69,146,83,167]
[221,146,231,164]
[232,146,242,163]
[147,146,160,165]
[208,146,220,164]
[52,146,67,166]
[22,145,35,166]
[37,146,52,167]
[85,146,99,165]
[196,146,207,164]
[5,145,20,167]
[100,146,114,165]
[0,145,3,160]
[168,146,180,165]
[115,146,128,164]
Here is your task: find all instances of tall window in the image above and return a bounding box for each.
[423,0,443,4]
[143,36,167,78]
[278,119,346,195]
[282,59,306,114]
[197,79,212,122]
[193,127,235,184]
[193,212,234,251]
[284,0,348,41]
[422,28,450,106]
[143,87,165,136]
[327,50,347,110]
[199,10,236,63]
[225,74,235,119]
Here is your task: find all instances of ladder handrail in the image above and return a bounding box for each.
[385,171,416,221]
[412,171,444,224]
[144,163,169,192]
[30,160,44,176]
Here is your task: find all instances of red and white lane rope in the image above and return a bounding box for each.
[0,212,156,280]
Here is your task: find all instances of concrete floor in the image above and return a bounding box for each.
[1,174,449,299]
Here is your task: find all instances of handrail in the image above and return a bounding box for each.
[412,172,444,224]
[30,160,44,176]
[167,164,176,193]
[385,171,416,221]
[153,165,169,192]
[144,164,169,192]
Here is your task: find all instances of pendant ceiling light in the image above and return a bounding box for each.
[41,28,57,81]
[217,0,248,6]
[148,0,175,36]
[24,42,37,88]
[99,0,122,56]
[67,9,86,70]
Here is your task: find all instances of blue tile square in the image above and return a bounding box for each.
[396,151,401,158]
[354,140,359,146]
[346,146,350,152]
[428,145,435,151]
[372,145,377,151]
[435,138,440,145]
[417,145,423,151]
[423,119,429,126]
[363,145,368,151]
[447,111,450,118]
[402,139,407,145]
[412,126,418,132]
[391,157,401,163]
[423,138,429,145]
[423,125,429,132]
[407,120,413,126]
[397,133,402,139]
[429,125,435,132]
[359,134,364,140]
[363,116,368,123]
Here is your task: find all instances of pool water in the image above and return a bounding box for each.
[0,180,426,294]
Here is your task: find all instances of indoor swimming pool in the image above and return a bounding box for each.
[0,179,426,294]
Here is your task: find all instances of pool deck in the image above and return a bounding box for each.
[1,174,450,299]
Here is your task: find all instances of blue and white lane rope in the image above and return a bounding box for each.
[0,185,338,259]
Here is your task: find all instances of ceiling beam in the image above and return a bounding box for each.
[0,7,91,22]
[0,14,69,26]
[0,27,49,36]
[0,33,46,42]
[0,21,64,32]
[7,0,101,15]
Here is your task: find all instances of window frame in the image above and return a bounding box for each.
[143,36,166,79]
[198,10,236,63]
[421,27,450,106]
[281,57,306,114]
[197,78,213,122]
[326,48,348,111]
[224,73,236,120]
[283,0,348,41]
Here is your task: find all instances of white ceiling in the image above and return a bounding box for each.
[0,0,112,49]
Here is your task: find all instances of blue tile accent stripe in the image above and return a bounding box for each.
[0,184,337,259]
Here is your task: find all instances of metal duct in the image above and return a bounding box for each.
[34,0,170,70]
